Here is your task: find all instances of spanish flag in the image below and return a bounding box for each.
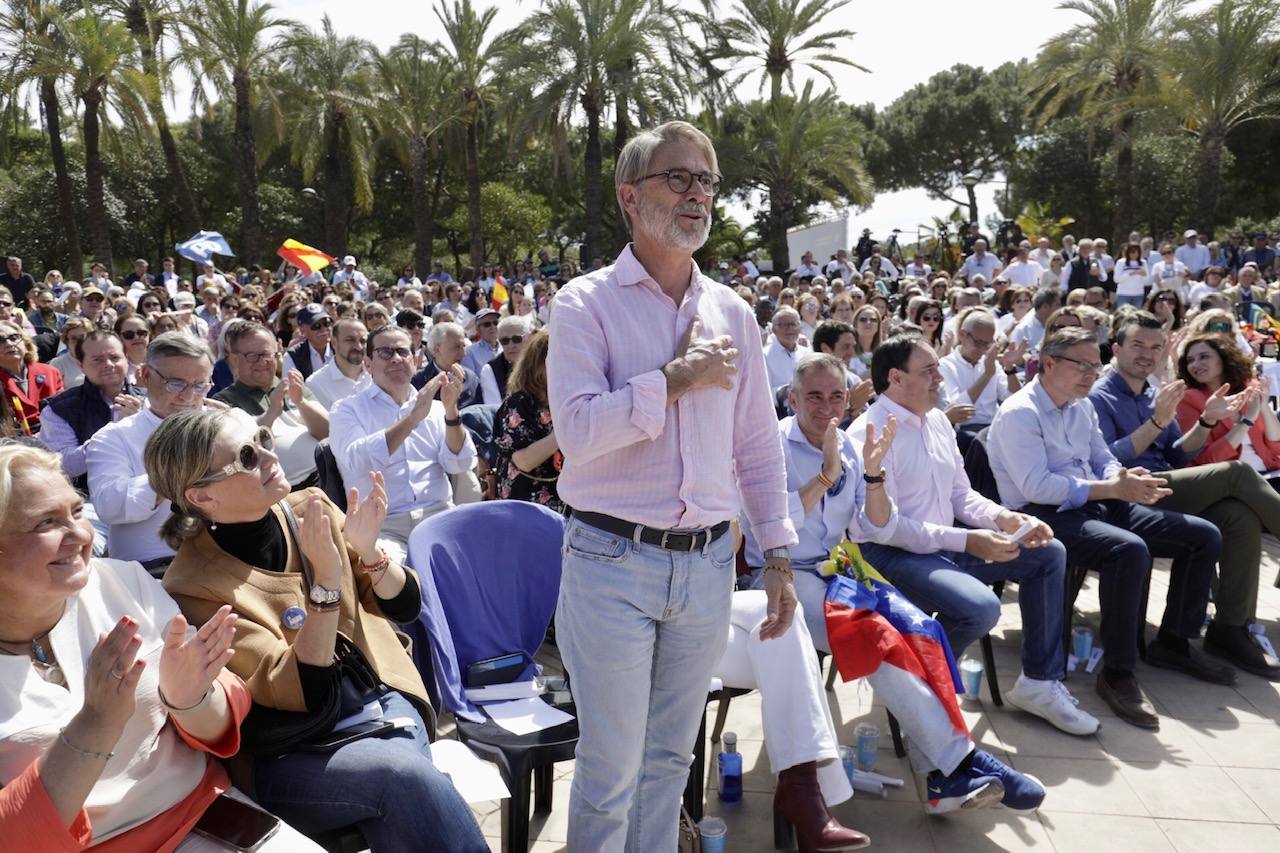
[490,278,509,310]
[277,239,335,275]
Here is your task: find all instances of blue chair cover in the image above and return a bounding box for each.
[409,500,565,721]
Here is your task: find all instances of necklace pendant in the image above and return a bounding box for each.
[43,664,66,686]
[31,640,47,665]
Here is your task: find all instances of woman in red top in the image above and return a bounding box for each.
[1175,332,1280,481]
[0,320,63,435]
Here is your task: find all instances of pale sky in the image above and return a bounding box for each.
[174,0,1096,243]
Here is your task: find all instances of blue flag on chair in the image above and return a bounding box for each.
[175,231,234,265]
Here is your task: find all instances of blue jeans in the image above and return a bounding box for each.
[251,691,488,853]
[557,515,736,853]
[860,539,1069,681]
[1115,292,1146,308]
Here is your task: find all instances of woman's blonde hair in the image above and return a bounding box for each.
[0,442,64,522]
[144,408,237,549]
[506,329,550,405]
[0,322,37,365]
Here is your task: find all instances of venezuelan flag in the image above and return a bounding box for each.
[277,239,335,275]
[824,544,967,735]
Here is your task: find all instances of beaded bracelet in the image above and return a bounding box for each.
[159,683,215,714]
[358,551,390,575]
[58,728,114,761]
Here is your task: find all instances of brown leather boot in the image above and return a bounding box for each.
[773,761,870,852]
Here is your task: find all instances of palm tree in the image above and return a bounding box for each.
[1029,0,1187,244]
[503,0,686,263]
[373,35,460,275]
[1162,0,1280,235]
[436,0,502,275]
[185,0,288,264]
[277,17,377,257]
[109,0,201,235]
[32,3,151,272]
[0,0,84,277]
[699,0,864,106]
[716,83,873,268]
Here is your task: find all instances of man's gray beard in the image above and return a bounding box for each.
[636,198,711,253]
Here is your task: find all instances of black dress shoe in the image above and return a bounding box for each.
[1205,623,1280,679]
[1146,639,1237,685]
[1096,670,1159,730]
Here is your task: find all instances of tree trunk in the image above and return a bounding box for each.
[1113,114,1135,248]
[1194,128,1226,239]
[81,89,113,273]
[41,77,82,279]
[612,89,631,254]
[768,182,791,271]
[233,71,264,264]
[965,183,979,227]
[464,105,484,275]
[410,136,434,278]
[323,110,349,257]
[583,95,603,267]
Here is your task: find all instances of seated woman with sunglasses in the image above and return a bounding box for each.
[0,443,319,852]
[494,330,562,512]
[112,315,150,386]
[145,409,487,851]
[0,320,63,435]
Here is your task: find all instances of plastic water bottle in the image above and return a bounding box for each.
[718,732,742,803]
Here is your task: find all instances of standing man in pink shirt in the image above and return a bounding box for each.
[548,121,801,852]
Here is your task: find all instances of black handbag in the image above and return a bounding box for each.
[238,501,390,756]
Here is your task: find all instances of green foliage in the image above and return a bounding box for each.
[442,182,552,264]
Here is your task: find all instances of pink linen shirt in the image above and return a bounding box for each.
[547,245,797,551]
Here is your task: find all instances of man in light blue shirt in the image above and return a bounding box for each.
[988,327,1232,731]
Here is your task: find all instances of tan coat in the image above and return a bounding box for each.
[161,489,431,723]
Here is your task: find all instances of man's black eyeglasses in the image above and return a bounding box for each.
[635,168,721,196]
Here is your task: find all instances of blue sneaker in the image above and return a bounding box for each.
[969,749,1046,813]
[924,762,1004,815]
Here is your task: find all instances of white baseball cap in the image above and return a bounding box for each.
[1184,229,1198,239]
[342,255,356,266]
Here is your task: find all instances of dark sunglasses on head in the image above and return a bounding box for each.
[120,329,149,341]
[499,335,524,346]
[1207,322,1233,333]
[1155,294,1177,304]
[196,427,275,485]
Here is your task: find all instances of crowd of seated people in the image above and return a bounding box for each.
[0,228,1278,849]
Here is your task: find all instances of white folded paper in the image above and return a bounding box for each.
[483,697,574,735]
[465,680,542,704]
[430,740,511,803]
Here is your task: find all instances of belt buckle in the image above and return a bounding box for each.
[660,530,671,550]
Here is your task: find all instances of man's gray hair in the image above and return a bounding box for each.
[147,329,212,366]
[426,320,465,354]
[614,122,718,236]
[959,307,996,333]
[793,352,848,388]
[497,314,532,336]
[772,306,800,324]
[1041,326,1097,359]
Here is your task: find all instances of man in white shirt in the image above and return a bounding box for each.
[763,307,813,393]
[194,261,231,296]
[1150,243,1191,299]
[794,251,823,280]
[1002,247,1044,288]
[1091,239,1116,275]
[938,308,1025,438]
[330,325,476,562]
[461,308,501,375]
[1031,238,1057,270]
[86,332,218,575]
[1009,288,1063,353]
[858,246,899,282]
[331,255,370,300]
[958,240,1001,282]
[282,303,334,380]
[824,249,854,283]
[850,336,1095,736]
[306,318,371,409]
[1176,229,1211,278]
[901,254,932,282]
[158,256,181,298]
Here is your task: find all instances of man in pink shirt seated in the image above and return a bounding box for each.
[547,121,819,852]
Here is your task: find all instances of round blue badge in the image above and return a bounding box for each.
[283,605,307,630]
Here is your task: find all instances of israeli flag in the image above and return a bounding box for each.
[175,230,234,265]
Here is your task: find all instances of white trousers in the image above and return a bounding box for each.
[764,571,974,776]
[713,591,853,805]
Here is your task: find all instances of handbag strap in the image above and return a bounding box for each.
[278,500,314,590]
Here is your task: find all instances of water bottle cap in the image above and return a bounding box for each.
[722,731,736,746]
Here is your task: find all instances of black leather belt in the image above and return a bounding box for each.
[569,508,731,552]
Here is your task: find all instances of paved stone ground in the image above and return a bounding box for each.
[455,548,1280,852]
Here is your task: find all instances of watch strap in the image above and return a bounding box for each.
[444,416,462,427]
[863,470,886,484]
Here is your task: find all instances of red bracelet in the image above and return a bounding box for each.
[358,552,390,575]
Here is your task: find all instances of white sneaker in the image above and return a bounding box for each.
[1005,674,1100,736]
